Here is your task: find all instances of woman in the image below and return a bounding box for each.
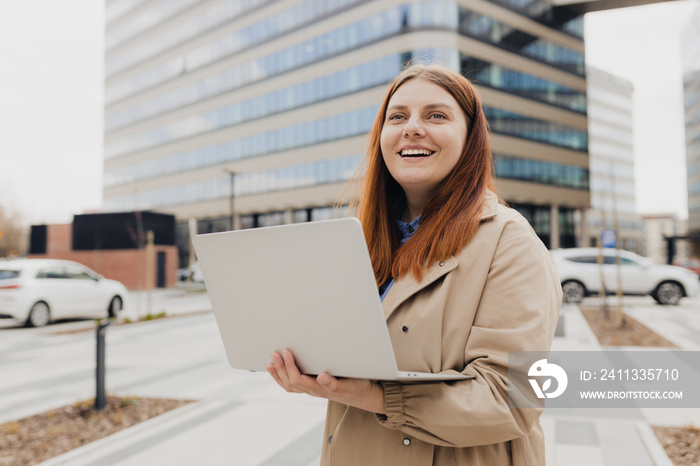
[267,64,562,465]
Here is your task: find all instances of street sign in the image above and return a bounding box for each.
[601,229,616,248]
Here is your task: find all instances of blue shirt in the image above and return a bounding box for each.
[378,216,421,302]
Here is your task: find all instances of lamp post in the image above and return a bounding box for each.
[222,169,236,230]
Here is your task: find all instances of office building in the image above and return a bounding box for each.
[584,66,640,252]
[682,4,700,255]
[104,0,591,265]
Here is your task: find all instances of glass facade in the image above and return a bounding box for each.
[457,7,584,75]
[489,0,583,38]
[105,154,362,212]
[106,0,365,103]
[512,204,575,248]
[105,105,376,192]
[685,64,700,233]
[107,0,280,78]
[106,0,202,51]
[106,1,583,105]
[462,55,586,113]
[494,155,588,189]
[487,108,588,151]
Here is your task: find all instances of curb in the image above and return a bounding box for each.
[562,303,603,349]
[636,422,674,466]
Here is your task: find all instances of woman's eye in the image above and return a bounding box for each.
[389,114,405,121]
[430,113,446,120]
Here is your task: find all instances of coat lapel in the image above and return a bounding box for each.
[381,257,458,321]
[381,191,499,321]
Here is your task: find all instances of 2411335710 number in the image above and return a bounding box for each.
[599,368,679,381]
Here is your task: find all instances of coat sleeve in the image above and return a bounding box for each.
[375,229,562,448]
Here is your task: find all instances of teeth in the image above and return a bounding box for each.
[400,149,433,156]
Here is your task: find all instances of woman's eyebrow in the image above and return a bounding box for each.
[387,103,456,112]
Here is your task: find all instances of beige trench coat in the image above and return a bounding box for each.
[320,193,562,466]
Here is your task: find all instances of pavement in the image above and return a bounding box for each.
[2,289,698,465]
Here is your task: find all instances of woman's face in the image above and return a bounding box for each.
[380,79,468,203]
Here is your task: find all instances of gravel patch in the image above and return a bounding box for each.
[652,425,700,466]
[0,396,191,465]
[579,305,677,347]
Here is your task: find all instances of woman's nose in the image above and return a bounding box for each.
[403,117,424,137]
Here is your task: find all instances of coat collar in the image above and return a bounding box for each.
[382,256,458,321]
[480,189,499,221]
[382,190,499,321]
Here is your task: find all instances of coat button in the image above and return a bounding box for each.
[439,261,445,267]
[402,325,408,333]
[403,438,411,446]
[328,435,333,444]
[407,225,414,233]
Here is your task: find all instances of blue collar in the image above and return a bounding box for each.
[395,216,421,245]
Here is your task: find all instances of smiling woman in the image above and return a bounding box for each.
[380,80,468,222]
[266,64,563,466]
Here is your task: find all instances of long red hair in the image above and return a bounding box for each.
[353,64,497,285]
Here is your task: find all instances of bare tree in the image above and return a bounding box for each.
[0,206,27,257]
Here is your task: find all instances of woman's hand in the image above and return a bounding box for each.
[267,349,386,414]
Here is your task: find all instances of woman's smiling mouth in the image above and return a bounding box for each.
[399,149,435,157]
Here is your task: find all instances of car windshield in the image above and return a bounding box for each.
[0,270,20,280]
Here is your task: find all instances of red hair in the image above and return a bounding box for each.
[353,64,497,284]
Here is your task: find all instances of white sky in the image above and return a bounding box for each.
[0,0,697,226]
[585,0,699,220]
[0,0,104,225]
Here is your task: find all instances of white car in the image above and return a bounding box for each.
[551,248,700,305]
[0,259,128,327]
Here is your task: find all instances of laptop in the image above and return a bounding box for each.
[192,217,472,382]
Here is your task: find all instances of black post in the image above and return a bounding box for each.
[664,236,676,266]
[95,321,113,410]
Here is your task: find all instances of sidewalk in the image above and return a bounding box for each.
[542,304,674,466]
[38,296,677,466]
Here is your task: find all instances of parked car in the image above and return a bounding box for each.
[550,248,700,305]
[0,259,128,327]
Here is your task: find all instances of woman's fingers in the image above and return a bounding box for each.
[268,352,382,412]
[281,349,303,385]
[270,352,295,390]
[268,350,355,402]
[269,351,309,393]
[266,363,283,385]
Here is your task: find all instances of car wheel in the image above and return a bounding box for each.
[561,280,585,303]
[653,281,683,305]
[27,302,51,328]
[108,296,122,318]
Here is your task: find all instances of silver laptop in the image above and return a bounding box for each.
[192,217,471,382]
